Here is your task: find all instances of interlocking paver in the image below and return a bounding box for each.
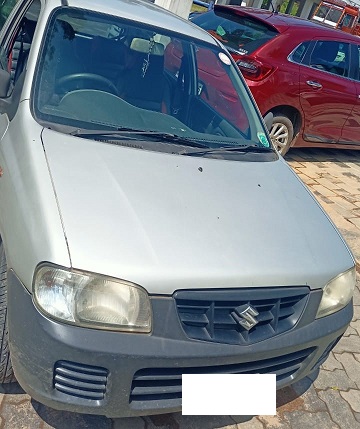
[316,177,343,190]
[353,305,360,321]
[340,390,360,413]
[292,385,327,413]
[318,390,360,429]
[327,196,358,211]
[351,320,360,335]
[347,217,360,229]
[353,287,360,305]
[332,192,360,204]
[112,417,145,429]
[1,399,42,429]
[320,353,343,372]
[258,414,291,428]
[333,334,360,354]
[144,414,179,428]
[283,411,339,429]
[329,187,356,199]
[310,184,338,197]
[334,353,360,388]
[313,368,356,391]
[32,401,112,429]
[171,414,238,428]
[294,173,318,186]
[321,202,355,221]
[343,325,358,336]
[231,416,264,428]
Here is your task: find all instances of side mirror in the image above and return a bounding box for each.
[263,112,273,132]
[0,69,11,98]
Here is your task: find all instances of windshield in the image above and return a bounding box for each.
[33,8,270,153]
[191,10,278,56]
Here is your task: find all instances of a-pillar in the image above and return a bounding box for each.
[154,0,194,19]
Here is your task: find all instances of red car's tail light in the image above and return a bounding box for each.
[236,56,274,82]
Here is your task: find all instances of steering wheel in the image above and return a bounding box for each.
[56,73,119,96]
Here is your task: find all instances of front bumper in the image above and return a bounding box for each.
[8,270,352,418]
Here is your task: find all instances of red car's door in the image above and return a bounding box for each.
[299,39,356,145]
[339,43,360,146]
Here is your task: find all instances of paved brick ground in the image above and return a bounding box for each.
[1,148,360,428]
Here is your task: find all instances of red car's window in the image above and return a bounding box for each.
[290,41,311,64]
[309,40,350,77]
[192,10,278,55]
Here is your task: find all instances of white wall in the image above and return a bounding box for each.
[301,0,319,19]
[154,0,193,18]
[250,0,264,7]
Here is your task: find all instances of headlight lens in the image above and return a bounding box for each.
[33,266,152,332]
[316,267,356,318]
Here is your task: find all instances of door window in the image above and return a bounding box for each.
[0,0,40,116]
[290,41,311,64]
[355,45,360,81]
[309,40,350,77]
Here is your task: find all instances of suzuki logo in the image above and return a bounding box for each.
[231,304,259,331]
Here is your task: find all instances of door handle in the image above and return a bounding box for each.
[306,80,322,89]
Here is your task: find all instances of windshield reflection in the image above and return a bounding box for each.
[34,8,270,152]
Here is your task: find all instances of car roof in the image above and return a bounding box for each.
[44,0,217,46]
[215,5,360,42]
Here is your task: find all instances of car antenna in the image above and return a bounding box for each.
[61,0,69,5]
[269,0,277,14]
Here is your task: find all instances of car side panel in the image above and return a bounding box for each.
[246,57,302,117]
[0,104,71,290]
[339,43,360,146]
[298,63,356,144]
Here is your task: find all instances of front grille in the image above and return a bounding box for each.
[54,361,108,400]
[130,347,315,403]
[174,287,309,345]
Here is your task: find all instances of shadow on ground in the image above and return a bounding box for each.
[285,147,360,164]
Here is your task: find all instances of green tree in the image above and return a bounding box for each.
[0,0,18,29]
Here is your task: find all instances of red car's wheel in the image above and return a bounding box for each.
[269,114,294,156]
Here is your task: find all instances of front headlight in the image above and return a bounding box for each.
[316,267,356,318]
[33,266,152,332]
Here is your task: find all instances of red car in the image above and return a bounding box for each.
[192,6,360,155]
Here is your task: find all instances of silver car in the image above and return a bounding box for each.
[0,0,355,418]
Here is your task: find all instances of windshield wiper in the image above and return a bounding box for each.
[70,127,157,136]
[69,129,272,155]
[70,128,210,149]
[181,144,275,156]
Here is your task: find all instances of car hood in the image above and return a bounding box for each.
[42,129,353,294]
